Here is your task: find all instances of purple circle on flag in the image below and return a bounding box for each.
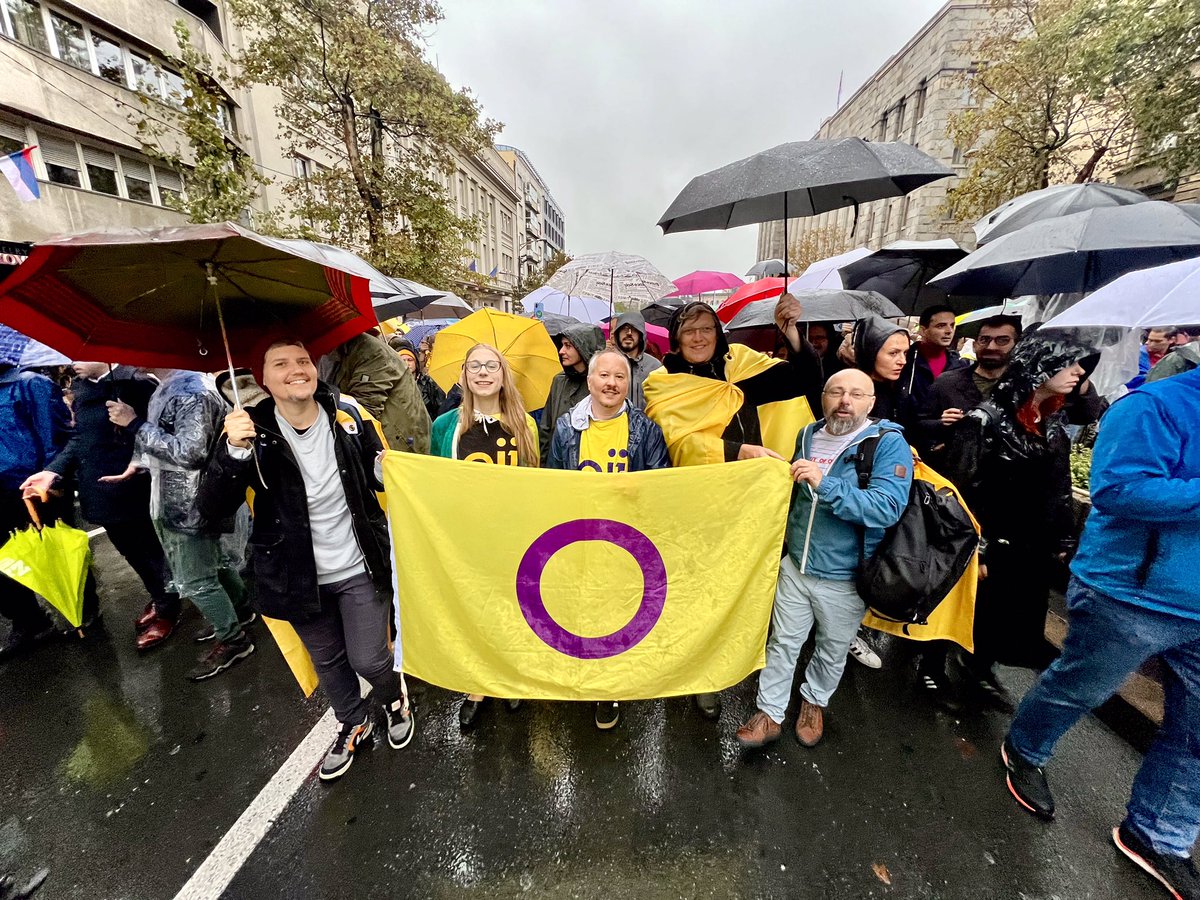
[515,519,667,659]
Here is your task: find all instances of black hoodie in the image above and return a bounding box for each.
[852,315,910,422]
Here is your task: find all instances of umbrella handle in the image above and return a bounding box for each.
[23,489,46,532]
[207,265,242,410]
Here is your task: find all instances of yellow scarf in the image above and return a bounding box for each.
[643,344,814,466]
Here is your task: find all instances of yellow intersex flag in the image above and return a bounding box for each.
[644,344,814,466]
[862,455,979,652]
[383,453,792,700]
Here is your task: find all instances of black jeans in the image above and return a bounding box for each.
[291,571,399,724]
[0,489,99,633]
[104,515,180,619]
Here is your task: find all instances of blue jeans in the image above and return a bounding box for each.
[756,556,867,722]
[1008,576,1200,857]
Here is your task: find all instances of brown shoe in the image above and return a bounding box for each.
[134,602,158,632]
[735,710,782,748]
[795,699,824,747]
[136,616,175,651]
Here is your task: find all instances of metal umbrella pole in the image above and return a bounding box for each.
[207,263,241,409]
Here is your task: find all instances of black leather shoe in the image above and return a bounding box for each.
[694,692,722,720]
[459,698,484,730]
[1001,736,1054,820]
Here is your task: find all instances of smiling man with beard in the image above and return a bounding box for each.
[736,368,913,750]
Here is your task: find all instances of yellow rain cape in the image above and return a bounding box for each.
[642,344,814,466]
[862,453,980,651]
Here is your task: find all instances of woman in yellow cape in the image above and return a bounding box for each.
[643,299,823,467]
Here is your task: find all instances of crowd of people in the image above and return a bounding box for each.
[1,295,1197,896]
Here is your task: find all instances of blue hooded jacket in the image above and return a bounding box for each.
[0,365,70,491]
[1071,367,1200,621]
[786,418,913,581]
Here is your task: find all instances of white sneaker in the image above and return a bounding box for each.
[848,635,882,669]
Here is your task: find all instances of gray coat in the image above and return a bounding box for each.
[612,310,662,410]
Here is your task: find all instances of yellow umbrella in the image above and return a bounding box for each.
[427,308,560,409]
[0,497,91,628]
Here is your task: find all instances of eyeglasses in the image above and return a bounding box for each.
[823,388,874,401]
[465,360,501,374]
[976,335,1014,347]
[679,326,717,338]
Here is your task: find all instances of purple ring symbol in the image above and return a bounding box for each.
[515,518,667,659]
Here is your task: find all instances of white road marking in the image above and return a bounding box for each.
[86,527,106,539]
[172,707,336,900]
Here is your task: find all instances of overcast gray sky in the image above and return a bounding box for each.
[428,0,947,281]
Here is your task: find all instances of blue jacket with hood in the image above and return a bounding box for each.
[1070,367,1200,621]
[786,417,913,581]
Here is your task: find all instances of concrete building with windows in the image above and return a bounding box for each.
[448,144,521,313]
[496,144,566,279]
[757,0,995,262]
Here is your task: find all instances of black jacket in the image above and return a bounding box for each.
[198,383,391,622]
[47,368,157,525]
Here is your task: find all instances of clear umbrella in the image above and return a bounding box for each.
[546,251,674,319]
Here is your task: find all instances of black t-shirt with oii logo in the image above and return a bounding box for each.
[457,418,521,465]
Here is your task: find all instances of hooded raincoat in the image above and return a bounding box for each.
[941,333,1099,667]
[538,323,606,464]
[853,316,911,424]
[611,311,663,409]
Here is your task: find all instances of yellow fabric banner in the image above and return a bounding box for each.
[384,453,792,700]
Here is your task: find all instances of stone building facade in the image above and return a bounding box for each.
[496,144,566,281]
[757,0,995,262]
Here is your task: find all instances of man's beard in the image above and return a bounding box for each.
[825,414,867,436]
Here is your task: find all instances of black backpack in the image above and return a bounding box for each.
[853,434,978,628]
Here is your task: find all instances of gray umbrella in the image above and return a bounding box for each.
[974,183,1149,246]
[658,139,952,277]
[535,311,583,338]
[745,259,792,278]
[727,289,902,331]
[636,299,685,328]
[930,201,1200,298]
[838,239,978,314]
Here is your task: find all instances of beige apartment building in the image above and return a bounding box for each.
[757,0,995,262]
[0,0,532,311]
[496,144,566,282]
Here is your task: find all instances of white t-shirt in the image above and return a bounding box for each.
[807,420,872,475]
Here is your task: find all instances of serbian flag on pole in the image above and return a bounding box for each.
[0,147,40,202]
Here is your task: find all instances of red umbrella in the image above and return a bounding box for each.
[0,223,380,379]
[715,277,794,324]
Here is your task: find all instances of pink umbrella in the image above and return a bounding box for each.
[601,320,670,357]
[665,270,745,299]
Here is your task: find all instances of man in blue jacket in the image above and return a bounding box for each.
[1001,367,1200,899]
[546,348,669,729]
[736,368,912,749]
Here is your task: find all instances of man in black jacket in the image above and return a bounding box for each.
[21,363,179,650]
[200,338,413,782]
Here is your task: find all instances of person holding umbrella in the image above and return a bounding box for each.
[20,363,180,651]
[200,338,414,782]
[431,343,539,729]
[643,297,823,719]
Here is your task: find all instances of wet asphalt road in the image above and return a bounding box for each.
[0,533,1177,899]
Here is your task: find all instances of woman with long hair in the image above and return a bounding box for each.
[940,332,1099,710]
[430,343,538,728]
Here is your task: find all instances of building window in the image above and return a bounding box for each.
[3,0,49,53]
[952,144,965,166]
[39,136,80,187]
[129,52,160,98]
[91,31,125,84]
[893,99,906,141]
[154,167,183,205]
[161,68,187,108]
[83,146,118,195]
[0,119,25,156]
[48,9,88,69]
[121,157,153,202]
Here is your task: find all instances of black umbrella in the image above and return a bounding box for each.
[535,311,583,338]
[974,183,1149,246]
[745,259,792,278]
[929,202,1200,298]
[838,239,977,314]
[727,290,902,331]
[658,139,953,277]
[637,300,685,328]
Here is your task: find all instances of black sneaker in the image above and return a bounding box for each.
[1113,822,1200,900]
[320,715,373,781]
[694,692,722,720]
[384,700,415,750]
[976,672,1015,714]
[1000,736,1054,820]
[918,666,965,713]
[595,701,620,730]
[195,611,257,643]
[186,631,255,681]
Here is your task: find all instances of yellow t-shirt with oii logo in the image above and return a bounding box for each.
[578,413,630,473]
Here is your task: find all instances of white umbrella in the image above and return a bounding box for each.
[787,247,872,292]
[520,286,610,324]
[1042,257,1200,330]
[546,251,674,317]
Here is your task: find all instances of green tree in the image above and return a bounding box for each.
[135,22,268,224]
[226,0,498,287]
[946,0,1200,223]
